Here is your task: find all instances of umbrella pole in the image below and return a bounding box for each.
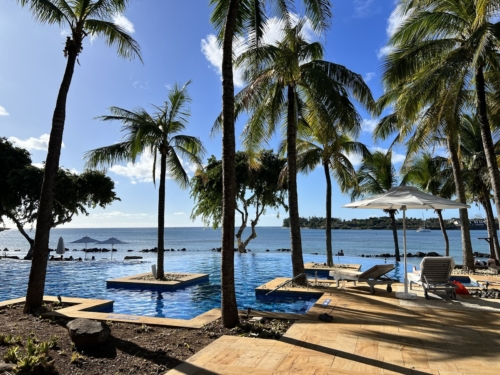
[403,208,408,294]
[396,206,417,300]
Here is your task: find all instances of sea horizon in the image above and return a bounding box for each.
[0,226,492,266]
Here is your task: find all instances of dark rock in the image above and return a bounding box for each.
[124,256,143,260]
[67,319,110,347]
[127,250,134,252]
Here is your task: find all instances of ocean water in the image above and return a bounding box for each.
[0,227,492,319]
[0,226,492,262]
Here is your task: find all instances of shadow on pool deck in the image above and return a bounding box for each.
[167,283,500,374]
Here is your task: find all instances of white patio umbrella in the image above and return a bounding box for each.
[95,237,129,260]
[342,186,470,299]
[56,237,66,258]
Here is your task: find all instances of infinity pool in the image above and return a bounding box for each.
[0,253,405,319]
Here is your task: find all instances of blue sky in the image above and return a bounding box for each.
[0,1,483,228]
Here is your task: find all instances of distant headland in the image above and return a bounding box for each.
[282,216,496,230]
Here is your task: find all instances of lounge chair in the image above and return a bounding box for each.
[329,264,396,294]
[408,256,456,299]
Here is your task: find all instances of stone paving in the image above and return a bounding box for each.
[169,279,500,375]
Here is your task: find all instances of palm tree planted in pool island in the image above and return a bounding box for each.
[19,0,142,313]
[210,0,331,328]
[84,81,205,280]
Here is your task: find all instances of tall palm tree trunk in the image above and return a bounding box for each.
[388,210,401,261]
[476,65,500,255]
[446,136,474,269]
[24,52,77,313]
[220,0,239,328]
[287,85,306,285]
[157,152,167,279]
[323,161,333,266]
[481,183,500,263]
[435,209,449,256]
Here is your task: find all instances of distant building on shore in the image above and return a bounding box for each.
[452,217,497,230]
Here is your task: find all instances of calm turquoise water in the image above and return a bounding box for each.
[0,227,490,319]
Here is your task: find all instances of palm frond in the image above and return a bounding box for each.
[84,19,142,62]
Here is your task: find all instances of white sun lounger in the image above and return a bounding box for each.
[329,264,396,294]
[408,256,456,299]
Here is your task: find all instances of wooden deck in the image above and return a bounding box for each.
[169,281,500,374]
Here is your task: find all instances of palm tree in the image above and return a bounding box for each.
[401,152,454,255]
[84,82,205,279]
[381,0,500,267]
[20,0,141,312]
[233,19,375,283]
[294,123,371,266]
[209,0,331,328]
[459,114,500,262]
[352,150,401,261]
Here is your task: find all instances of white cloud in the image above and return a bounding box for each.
[32,163,44,169]
[377,45,393,59]
[354,0,377,18]
[346,152,364,167]
[201,34,245,88]
[91,211,150,219]
[364,72,376,82]
[372,146,406,164]
[201,15,317,89]
[132,81,149,90]
[113,14,135,34]
[8,134,64,151]
[0,105,9,116]
[377,3,408,59]
[386,4,406,37]
[361,118,378,133]
[60,29,70,37]
[109,151,198,184]
[174,212,185,216]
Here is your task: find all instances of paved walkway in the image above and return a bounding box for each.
[169,281,500,374]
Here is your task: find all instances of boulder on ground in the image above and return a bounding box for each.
[67,318,110,347]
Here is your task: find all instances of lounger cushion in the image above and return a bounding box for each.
[330,264,395,280]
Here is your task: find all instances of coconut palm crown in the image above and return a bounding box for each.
[84,81,205,279]
[227,18,375,281]
[20,0,142,312]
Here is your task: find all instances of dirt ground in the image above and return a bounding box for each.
[0,303,294,375]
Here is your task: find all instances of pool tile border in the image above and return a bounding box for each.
[0,296,221,328]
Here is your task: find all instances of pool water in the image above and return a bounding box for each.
[0,252,407,319]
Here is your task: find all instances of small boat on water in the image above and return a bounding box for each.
[416,214,431,232]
